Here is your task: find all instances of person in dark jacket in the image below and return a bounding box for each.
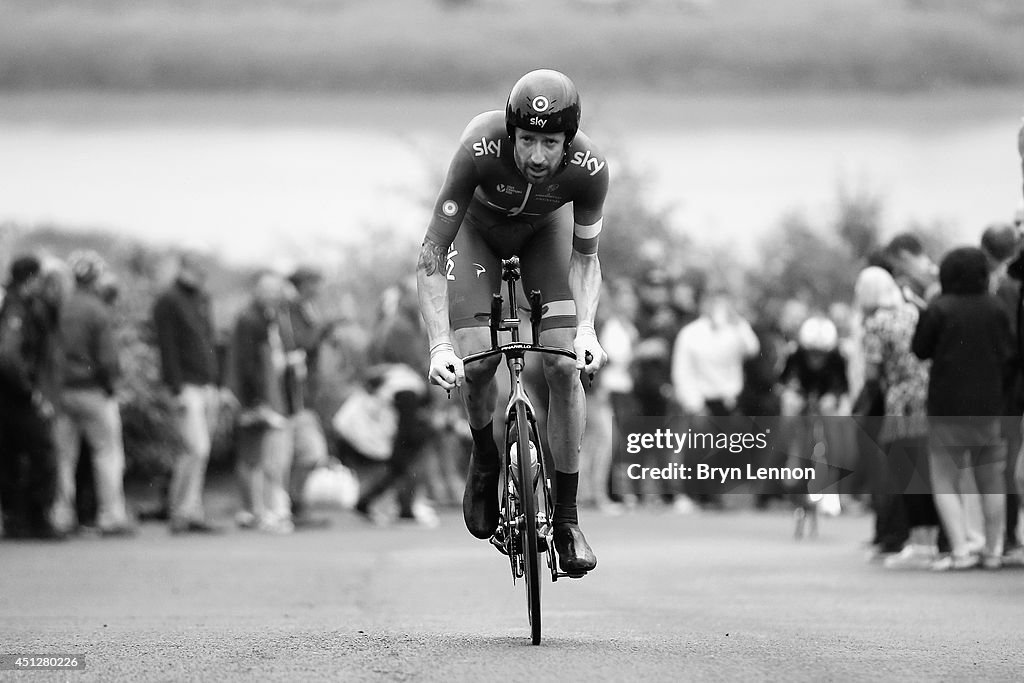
[51,251,134,536]
[0,255,62,540]
[283,266,331,527]
[230,271,295,533]
[152,251,222,534]
[912,246,1012,570]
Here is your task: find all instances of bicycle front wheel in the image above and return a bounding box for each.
[515,402,543,645]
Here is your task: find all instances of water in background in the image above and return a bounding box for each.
[1,91,1021,265]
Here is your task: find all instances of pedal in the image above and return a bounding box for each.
[490,531,510,556]
[536,513,551,553]
[555,570,589,580]
[490,518,511,556]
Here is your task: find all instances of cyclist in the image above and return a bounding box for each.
[416,69,608,575]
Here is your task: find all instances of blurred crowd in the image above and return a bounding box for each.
[2,209,1024,574]
[0,250,454,539]
[587,213,1024,571]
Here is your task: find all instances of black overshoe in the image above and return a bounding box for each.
[463,453,500,539]
[553,522,597,575]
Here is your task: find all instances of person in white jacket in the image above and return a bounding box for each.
[671,288,760,417]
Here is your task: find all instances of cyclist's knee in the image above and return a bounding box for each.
[465,353,500,384]
[542,353,578,387]
[454,326,499,383]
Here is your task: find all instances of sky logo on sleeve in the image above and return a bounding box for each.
[472,137,502,157]
[570,150,606,176]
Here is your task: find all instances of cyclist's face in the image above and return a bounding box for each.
[513,128,565,183]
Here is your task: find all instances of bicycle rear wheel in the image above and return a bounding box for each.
[514,402,543,645]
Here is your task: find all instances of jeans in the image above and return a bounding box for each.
[169,384,220,525]
[52,388,129,532]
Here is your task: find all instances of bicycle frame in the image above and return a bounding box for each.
[461,256,578,644]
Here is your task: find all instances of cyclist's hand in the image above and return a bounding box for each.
[573,323,607,375]
[428,342,464,391]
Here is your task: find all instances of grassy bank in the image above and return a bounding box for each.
[2,0,1024,93]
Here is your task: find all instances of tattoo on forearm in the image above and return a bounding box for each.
[418,238,448,277]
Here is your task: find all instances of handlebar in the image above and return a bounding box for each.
[463,343,577,367]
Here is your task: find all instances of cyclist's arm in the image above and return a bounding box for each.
[568,242,602,331]
[417,236,453,349]
[569,160,610,334]
[416,146,478,351]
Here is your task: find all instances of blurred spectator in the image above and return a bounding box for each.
[672,287,760,417]
[337,362,432,525]
[740,299,787,418]
[97,271,120,306]
[1012,202,1024,539]
[979,221,1024,565]
[284,266,332,528]
[635,269,682,345]
[740,299,788,508]
[0,255,62,540]
[230,271,295,534]
[672,287,759,508]
[598,278,639,512]
[887,233,987,552]
[855,267,941,569]
[152,251,223,535]
[344,281,436,526]
[51,250,134,537]
[912,246,1012,570]
[626,337,674,505]
[979,221,1020,292]
[884,233,939,308]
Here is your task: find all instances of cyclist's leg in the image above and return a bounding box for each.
[521,208,596,573]
[520,208,581,473]
[448,223,504,538]
[448,223,503,426]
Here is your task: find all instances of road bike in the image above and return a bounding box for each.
[461,256,587,645]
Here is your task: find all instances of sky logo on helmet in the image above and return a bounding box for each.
[472,137,501,157]
[532,96,550,112]
[529,117,548,127]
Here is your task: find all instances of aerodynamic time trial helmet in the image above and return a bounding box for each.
[505,69,581,145]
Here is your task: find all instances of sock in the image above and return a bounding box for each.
[553,470,579,526]
[470,422,500,473]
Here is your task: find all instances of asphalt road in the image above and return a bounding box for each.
[1,502,1022,682]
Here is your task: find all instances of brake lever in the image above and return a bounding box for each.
[446,363,456,399]
[584,351,594,386]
